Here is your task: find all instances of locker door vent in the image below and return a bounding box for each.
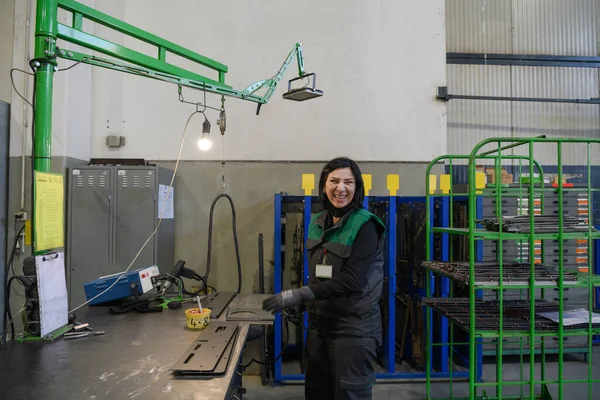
[122,176,128,188]
[144,176,151,188]
[87,175,94,187]
[76,176,83,187]
[133,175,140,188]
[99,175,107,187]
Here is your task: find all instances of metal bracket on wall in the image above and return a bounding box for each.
[105,135,126,148]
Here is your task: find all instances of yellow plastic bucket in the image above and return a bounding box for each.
[185,308,211,329]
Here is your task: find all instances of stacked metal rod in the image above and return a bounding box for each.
[422,261,579,286]
[476,215,592,233]
[423,298,600,332]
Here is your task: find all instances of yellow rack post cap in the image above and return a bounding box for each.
[362,174,372,196]
[387,174,400,196]
[302,174,315,196]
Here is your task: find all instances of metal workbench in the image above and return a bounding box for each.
[0,294,272,400]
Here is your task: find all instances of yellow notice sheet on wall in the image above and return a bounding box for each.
[34,171,64,251]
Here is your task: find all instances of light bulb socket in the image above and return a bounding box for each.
[202,117,211,135]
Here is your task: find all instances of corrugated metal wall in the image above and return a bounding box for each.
[446,0,600,165]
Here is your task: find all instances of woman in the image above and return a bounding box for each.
[263,157,386,400]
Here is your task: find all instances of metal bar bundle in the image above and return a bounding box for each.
[423,298,600,332]
[422,261,579,287]
[476,215,593,233]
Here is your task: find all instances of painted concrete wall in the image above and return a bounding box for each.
[9,0,447,162]
[92,0,447,162]
[0,0,15,103]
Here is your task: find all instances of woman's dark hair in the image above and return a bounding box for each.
[318,157,364,215]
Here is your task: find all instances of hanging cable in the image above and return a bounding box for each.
[2,224,25,344]
[10,69,34,108]
[203,193,242,294]
[0,307,25,344]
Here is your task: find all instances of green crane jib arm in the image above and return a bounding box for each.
[30,0,318,253]
[241,43,305,101]
[49,0,308,105]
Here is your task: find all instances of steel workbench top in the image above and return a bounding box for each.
[0,293,272,400]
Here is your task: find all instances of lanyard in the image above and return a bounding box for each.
[322,248,328,264]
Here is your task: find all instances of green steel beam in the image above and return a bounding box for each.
[57,49,266,103]
[57,0,228,74]
[33,0,57,174]
[56,24,228,88]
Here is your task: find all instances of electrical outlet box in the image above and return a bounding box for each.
[106,135,126,148]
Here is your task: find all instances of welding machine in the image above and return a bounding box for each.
[83,265,160,306]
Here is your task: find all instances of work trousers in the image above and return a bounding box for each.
[304,328,377,400]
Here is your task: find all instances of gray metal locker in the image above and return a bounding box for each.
[113,166,175,272]
[67,165,174,308]
[67,166,114,307]
[115,167,157,270]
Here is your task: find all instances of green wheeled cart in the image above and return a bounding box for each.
[424,137,600,400]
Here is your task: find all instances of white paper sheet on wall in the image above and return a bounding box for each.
[36,252,68,337]
[158,184,174,219]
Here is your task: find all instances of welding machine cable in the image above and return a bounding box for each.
[204,193,243,294]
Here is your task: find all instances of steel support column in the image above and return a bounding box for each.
[32,0,58,253]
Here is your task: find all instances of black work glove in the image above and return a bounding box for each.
[262,287,314,313]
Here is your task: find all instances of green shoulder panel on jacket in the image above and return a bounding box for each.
[307,211,326,241]
[355,208,386,233]
[308,208,386,246]
[332,208,386,246]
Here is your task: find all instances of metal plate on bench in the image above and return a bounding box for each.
[226,306,274,322]
[172,321,239,374]
[175,328,239,377]
[204,291,237,318]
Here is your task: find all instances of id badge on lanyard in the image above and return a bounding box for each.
[315,249,333,279]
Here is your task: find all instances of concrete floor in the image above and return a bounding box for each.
[242,348,600,399]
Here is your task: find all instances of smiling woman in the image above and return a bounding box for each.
[324,168,355,208]
[318,157,365,219]
[263,157,386,400]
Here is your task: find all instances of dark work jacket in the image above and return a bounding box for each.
[305,208,386,344]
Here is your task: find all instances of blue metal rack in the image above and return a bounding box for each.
[272,194,474,383]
